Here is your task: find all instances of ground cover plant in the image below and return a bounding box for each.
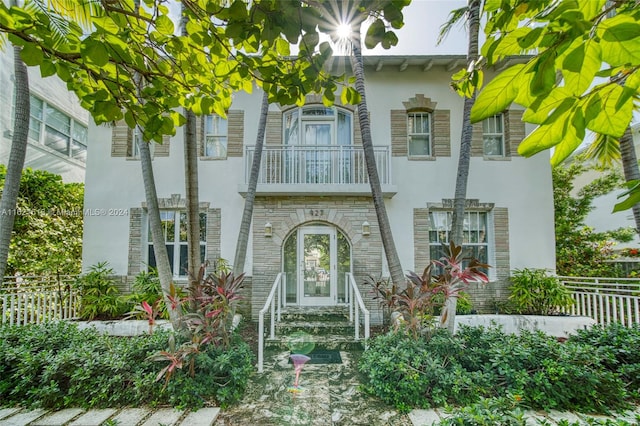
[359,324,640,414]
[0,321,253,409]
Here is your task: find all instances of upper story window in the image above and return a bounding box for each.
[28,95,87,163]
[204,114,228,158]
[429,210,489,275]
[147,210,207,277]
[483,114,504,156]
[283,106,352,146]
[407,112,431,157]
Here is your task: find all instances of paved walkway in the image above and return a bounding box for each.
[1,351,639,425]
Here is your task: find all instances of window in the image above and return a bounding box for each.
[408,112,431,157]
[429,211,488,274]
[27,95,88,162]
[483,114,504,156]
[204,115,228,158]
[283,106,352,146]
[147,211,207,277]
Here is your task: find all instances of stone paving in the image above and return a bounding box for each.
[1,350,639,425]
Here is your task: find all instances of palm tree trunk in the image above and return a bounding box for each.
[350,33,404,287]
[183,109,201,286]
[233,91,268,276]
[138,135,182,328]
[0,43,30,281]
[619,126,640,237]
[446,0,480,333]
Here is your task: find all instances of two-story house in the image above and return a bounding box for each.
[81,55,556,321]
[1,48,88,183]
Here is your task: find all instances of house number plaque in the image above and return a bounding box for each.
[309,209,324,217]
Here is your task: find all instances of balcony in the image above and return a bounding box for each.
[239,145,397,197]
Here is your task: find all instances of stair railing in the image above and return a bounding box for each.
[258,272,284,373]
[346,272,370,344]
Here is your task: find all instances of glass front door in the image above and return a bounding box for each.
[299,226,336,306]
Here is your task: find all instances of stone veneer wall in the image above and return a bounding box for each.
[251,196,385,323]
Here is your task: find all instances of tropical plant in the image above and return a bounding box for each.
[553,160,634,277]
[455,1,640,217]
[74,262,127,320]
[508,268,574,315]
[0,166,84,277]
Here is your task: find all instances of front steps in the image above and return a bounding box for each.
[264,306,366,351]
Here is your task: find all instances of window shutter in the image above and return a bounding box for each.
[493,207,510,279]
[390,109,407,157]
[154,135,171,157]
[505,109,525,157]
[127,208,143,276]
[266,111,282,145]
[471,122,484,157]
[227,110,244,157]
[111,121,132,157]
[432,110,451,157]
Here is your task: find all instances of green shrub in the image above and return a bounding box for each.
[437,397,527,426]
[359,325,633,414]
[508,268,574,315]
[127,268,171,320]
[74,262,128,320]
[0,322,253,409]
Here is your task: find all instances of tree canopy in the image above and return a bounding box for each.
[0,0,407,141]
[453,0,639,178]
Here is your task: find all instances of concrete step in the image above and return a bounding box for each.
[280,306,350,322]
[275,319,355,335]
[265,333,366,351]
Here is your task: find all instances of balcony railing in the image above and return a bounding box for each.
[244,145,393,194]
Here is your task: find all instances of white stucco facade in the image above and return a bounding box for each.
[82,55,556,316]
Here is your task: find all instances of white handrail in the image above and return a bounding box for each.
[346,273,370,344]
[558,276,640,327]
[258,273,284,373]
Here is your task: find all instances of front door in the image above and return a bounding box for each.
[299,226,336,306]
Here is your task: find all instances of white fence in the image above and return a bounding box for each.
[1,275,79,326]
[559,276,640,327]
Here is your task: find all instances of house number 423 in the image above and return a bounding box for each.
[309,209,324,217]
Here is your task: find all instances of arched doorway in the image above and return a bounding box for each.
[283,223,351,306]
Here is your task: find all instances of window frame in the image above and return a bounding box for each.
[282,106,353,146]
[482,114,505,157]
[428,210,490,278]
[203,114,228,159]
[146,210,207,278]
[407,111,432,158]
[26,94,88,163]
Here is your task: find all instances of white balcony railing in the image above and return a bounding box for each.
[245,145,392,186]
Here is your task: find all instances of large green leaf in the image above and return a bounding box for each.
[471,63,525,122]
[20,43,43,66]
[598,15,640,66]
[614,180,640,212]
[562,40,601,96]
[155,15,174,36]
[81,38,109,67]
[584,85,632,138]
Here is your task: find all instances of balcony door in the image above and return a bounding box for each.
[302,121,333,183]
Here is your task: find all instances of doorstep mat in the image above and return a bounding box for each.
[289,349,343,364]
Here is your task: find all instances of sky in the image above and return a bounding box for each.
[365,0,468,56]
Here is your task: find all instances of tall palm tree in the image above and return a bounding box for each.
[233,91,268,276]
[0,0,97,281]
[0,35,29,281]
[349,22,404,287]
[182,7,201,291]
[439,0,481,333]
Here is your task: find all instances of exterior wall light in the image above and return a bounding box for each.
[362,221,370,236]
[264,222,272,237]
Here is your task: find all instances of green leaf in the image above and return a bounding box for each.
[40,59,56,77]
[562,40,601,96]
[471,63,525,123]
[529,52,555,97]
[598,15,640,66]
[20,43,43,66]
[584,85,632,138]
[340,87,360,105]
[364,19,385,50]
[614,181,640,212]
[81,39,109,67]
[494,27,534,56]
[155,15,174,35]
